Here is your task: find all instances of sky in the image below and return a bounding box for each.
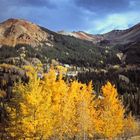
[0,0,140,34]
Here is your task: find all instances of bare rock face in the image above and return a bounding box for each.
[0,18,53,47]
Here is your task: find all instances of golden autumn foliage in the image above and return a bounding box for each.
[5,66,137,139]
[5,67,53,139]
[0,90,6,98]
[122,114,138,139]
[95,82,125,139]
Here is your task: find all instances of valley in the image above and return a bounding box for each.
[0,18,140,139]
[0,18,140,116]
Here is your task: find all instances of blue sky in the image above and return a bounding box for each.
[0,0,140,34]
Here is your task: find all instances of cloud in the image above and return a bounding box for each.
[75,0,129,14]
[35,2,94,31]
[0,0,93,32]
[88,11,140,34]
[129,0,140,8]
[0,0,140,34]
[0,0,55,7]
[0,0,56,24]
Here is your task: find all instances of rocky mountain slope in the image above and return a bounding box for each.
[58,23,140,46]
[0,18,53,47]
[103,23,140,45]
[58,31,104,43]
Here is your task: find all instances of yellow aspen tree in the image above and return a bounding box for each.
[43,67,76,139]
[4,65,136,139]
[70,81,96,139]
[96,82,125,139]
[42,67,96,139]
[6,66,53,139]
[123,113,138,139]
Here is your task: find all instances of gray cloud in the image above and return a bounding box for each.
[0,0,55,7]
[75,0,130,14]
[0,0,56,23]
[0,0,140,34]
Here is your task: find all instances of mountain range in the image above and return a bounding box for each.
[58,23,140,45]
[0,18,140,67]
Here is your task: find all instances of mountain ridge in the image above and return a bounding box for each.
[0,18,140,47]
[58,22,140,45]
[0,18,140,67]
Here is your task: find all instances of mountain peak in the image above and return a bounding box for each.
[2,18,28,23]
[0,18,52,47]
[1,18,36,28]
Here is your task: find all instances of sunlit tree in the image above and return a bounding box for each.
[69,81,96,139]
[123,113,138,139]
[6,66,53,139]
[4,66,137,139]
[96,82,125,139]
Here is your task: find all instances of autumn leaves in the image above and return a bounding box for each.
[5,66,137,139]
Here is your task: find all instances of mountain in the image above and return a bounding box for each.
[58,23,140,46]
[0,18,110,67]
[0,18,140,67]
[58,31,104,43]
[58,23,140,65]
[0,18,53,47]
[103,23,140,45]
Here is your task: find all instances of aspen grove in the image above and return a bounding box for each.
[2,66,137,139]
